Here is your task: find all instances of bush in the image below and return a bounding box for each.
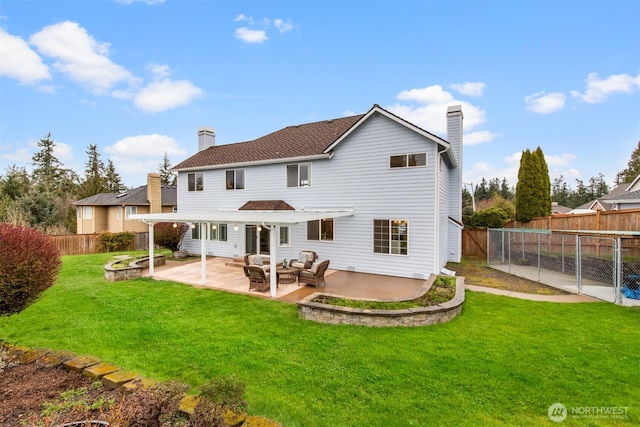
[0,223,62,315]
[191,375,247,427]
[154,222,189,252]
[97,231,135,252]
[467,207,510,228]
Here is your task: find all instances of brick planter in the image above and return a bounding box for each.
[104,255,166,282]
[297,276,465,327]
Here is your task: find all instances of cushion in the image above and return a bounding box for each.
[311,261,322,273]
[299,252,308,263]
[254,255,263,266]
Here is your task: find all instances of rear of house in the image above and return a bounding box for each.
[171,104,463,279]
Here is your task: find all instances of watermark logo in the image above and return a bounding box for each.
[548,403,567,422]
[548,403,629,422]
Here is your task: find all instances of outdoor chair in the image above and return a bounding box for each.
[298,260,330,288]
[290,251,318,269]
[243,265,273,292]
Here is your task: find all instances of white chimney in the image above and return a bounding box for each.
[198,126,215,151]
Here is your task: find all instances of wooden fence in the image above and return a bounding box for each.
[463,209,640,258]
[49,232,149,256]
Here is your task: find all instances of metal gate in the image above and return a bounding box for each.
[576,236,617,303]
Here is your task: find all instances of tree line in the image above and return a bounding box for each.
[0,133,177,234]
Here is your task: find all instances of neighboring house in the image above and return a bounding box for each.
[133,104,463,282]
[73,174,177,234]
[551,202,572,215]
[573,176,640,213]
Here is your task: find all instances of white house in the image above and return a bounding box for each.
[132,104,463,296]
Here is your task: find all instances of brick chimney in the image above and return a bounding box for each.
[198,126,215,151]
[147,173,162,214]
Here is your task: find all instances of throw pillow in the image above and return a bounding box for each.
[299,252,308,263]
[254,255,263,266]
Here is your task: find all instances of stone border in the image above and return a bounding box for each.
[0,342,282,426]
[297,275,465,327]
[104,255,166,282]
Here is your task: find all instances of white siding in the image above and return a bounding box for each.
[177,114,446,278]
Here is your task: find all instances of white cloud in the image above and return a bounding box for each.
[449,82,486,97]
[274,19,293,33]
[234,14,294,43]
[0,28,50,84]
[235,27,268,44]
[525,91,566,114]
[571,72,640,103]
[464,130,499,146]
[105,134,187,178]
[544,152,576,167]
[29,21,138,95]
[135,78,203,113]
[386,84,488,136]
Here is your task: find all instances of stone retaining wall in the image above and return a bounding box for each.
[297,276,465,327]
[104,255,166,282]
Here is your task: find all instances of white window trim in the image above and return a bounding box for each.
[188,172,204,192]
[226,169,245,190]
[307,218,334,242]
[373,219,409,256]
[208,223,228,241]
[83,206,93,220]
[125,206,137,220]
[287,163,312,188]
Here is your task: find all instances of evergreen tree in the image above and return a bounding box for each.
[500,178,513,200]
[476,178,489,201]
[552,176,571,207]
[104,159,125,192]
[77,144,107,199]
[615,140,640,185]
[534,147,551,216]
[589,173,609,199]
[0,165,31,201]
[158,152,177,186]
[31,133,67,194]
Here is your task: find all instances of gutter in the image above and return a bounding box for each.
[173,153,333,172]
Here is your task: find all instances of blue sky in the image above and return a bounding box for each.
[1,0,639,190]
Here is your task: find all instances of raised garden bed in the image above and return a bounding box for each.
[297,275,465,327]
[104,255,166,282]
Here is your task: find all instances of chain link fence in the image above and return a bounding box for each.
[487,228,640,306]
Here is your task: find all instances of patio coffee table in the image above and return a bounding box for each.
[276,267,300,285]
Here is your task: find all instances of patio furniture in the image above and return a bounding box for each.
[290,251,318,269]
[244,253,272,271]
[298,260,330,288]
[276,266,300,285]
[243,265,273,292]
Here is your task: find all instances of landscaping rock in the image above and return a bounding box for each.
[102,369,139,389]
[37,350,76,368]
[83,362,119,379]
[64,355,102,372]
[179,394,200,415]
[242,415,283,427]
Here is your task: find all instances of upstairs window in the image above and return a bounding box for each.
[188,172,204,191]
[390,153,427,168]
[287,163,311,187]
[307,218,334,241]
[82,206,92,219]
[125,206,137,219]
[374,219,408,255]
[226,169,244,190]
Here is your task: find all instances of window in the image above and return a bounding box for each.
[77,207,81,218]
[307,218,334,241]
[390,153,427,168]
[83,206,93,219]
[125,206,137,219]
[374,219,408,255]
[279,226,290,247]
[191,223,201,240]
[225,169,244,190]
[287,163,311,187]
[208,223,227,241]
[188,172,204,191]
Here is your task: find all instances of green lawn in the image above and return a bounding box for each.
[1,252,639,426]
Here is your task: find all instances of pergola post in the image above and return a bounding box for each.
[268,225,277,298]
[148,221,155,277]
[200,223,207,286]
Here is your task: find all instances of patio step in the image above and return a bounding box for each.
[225,258,246,268]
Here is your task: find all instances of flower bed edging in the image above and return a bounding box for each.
[104,255,166,282]
[297,275,465,327]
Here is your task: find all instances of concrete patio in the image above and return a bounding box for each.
[145,256,428,303]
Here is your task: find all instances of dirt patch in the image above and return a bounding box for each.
[446,257,570,295]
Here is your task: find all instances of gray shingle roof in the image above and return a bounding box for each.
[73,185,177,206]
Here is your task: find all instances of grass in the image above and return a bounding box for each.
[1,252,639,426]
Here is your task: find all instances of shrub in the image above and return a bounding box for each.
[191,375,247,427]
[97,231,135,252]
[467,207,509,228]
[154,222,189,252]
[0,223,62,315]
